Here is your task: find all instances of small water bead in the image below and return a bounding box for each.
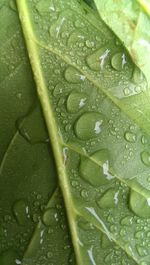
[86,46,111,71]
[42,208,59,226]
[136,245,148,257]
[124,131,136,143]
[13,200,29,225]
[121,216,133,226]
[58,97,65,107]
[67,31,85,46]
[49,13,67,39]
[135,231,144,239]
[67,92,87,113]
[141,151,150,167]
[75,112,104,140]
[97,188,120,209]
[111,52,127,71]
[64,66,85,83]
[141,136,148,145]
[85,40,95,48]
[47,251,53,258]
[119,228,126,236]
[78,220,93,231]
[53,83,63,97]
[71,180,78,187]
[133,67,145,84]
[129,190,150,218]
[80,189,88,199]
[80,149,113,186]
[36,1,54,14]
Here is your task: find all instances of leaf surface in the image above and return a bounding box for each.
[93,0,150,88]
[0,1,58,263]
[16,0,150,264]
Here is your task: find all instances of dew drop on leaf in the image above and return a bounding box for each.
[80,149,112,186]
[85,40,95,48]
[136,245,148,257]
[35,0,53,15]
[86,46,110,70]
[67,92,87,113]
[129,190,150,218]
[42,208,58,226]
[13,199,29,225]
[49,14,66,38]
[64,66,85,83]
[140,151,150,167]
[135,231,144,239]
[97,188,119,208]
[111,52,126,71]
[124,131,136,143]
[121,216,133,226]
[75,112,104,140]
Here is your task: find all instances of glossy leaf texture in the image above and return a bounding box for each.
[0,1,74,264]
[93,0,150,88]
[16,0,150,264]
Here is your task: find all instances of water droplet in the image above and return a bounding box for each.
[75,112,104,140]
[13,200,29,225]
[64,66,86,83]
[0,249,19,265]
[119,228,126,236]
[97,188,119,208]
[133,67,144,84]
[67,92,87,113]
[141,135,148,145]
[80,189,88,198]
[111,52,126,71]
[124,131,136,143]
[42,208,58,226]
[67,31,85,46]
[136,245,148,257]
[135,231,144,239]
[121,216,133,226]
[86,47,110,70]
[141,151,150,167]
[85,40,95,48]
[80,149,113,186]
[129,190,150,218]
[36,1,54,14]
[47,251,53,258]
[53,83,63,97]
[71,180,78,187]
[50,15,66,38]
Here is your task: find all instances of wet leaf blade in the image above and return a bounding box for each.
[16,0,150,264]
[93,0,150,87]
[0,0,57,262]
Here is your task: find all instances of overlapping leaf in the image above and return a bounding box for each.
[93,0,150,88]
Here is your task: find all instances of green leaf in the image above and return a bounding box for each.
[93,0,150,88]
[0,0,58,263]
[22,188,75,265]
[16,0,150,263]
